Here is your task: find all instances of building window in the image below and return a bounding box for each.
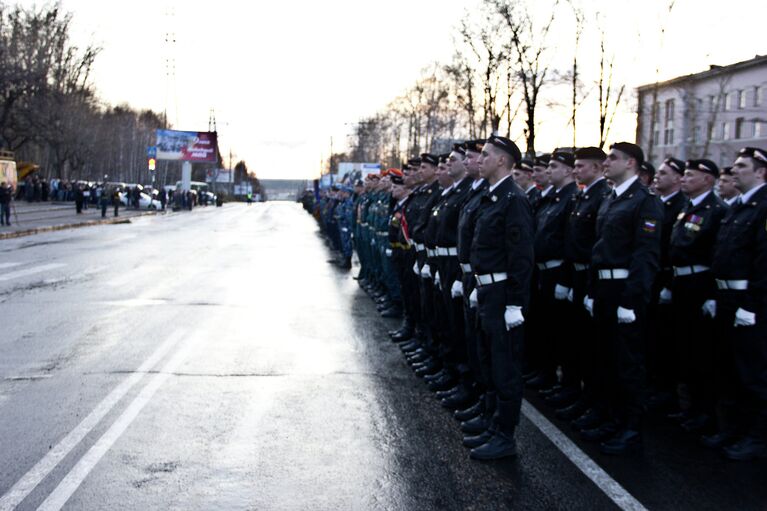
[756,86,763,107]
[664,128,674,145]
[735,118,744,139]
[653,130,660,146]
[708,95,717,113]
[665,99,674,124]
[756,122,764,139]
[707,121,715,141]
[692,125,700,144]
[722,122,730,140]
[738,90,746,109]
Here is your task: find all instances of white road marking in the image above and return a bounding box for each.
[522,401,648,511]
[0,263,22,269]
[0,264,66,282]
[0,330,185,511]
[38,335,199,511]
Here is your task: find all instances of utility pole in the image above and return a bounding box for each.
[329,136,334,174]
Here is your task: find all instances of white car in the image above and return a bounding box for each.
[119,191,158,209]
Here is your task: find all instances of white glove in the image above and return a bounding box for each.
[567,288,574,303]
[583,295,594,317]
[434,271,442,289]
[469,288,478,309]
[734,307,756,327]
[420,264,432,279]
[659,288,672,304]
[385,249,393,257]
[504,305,525,330]
[701,300,716,318]
[371,238,376,246]
[617,306,636,324]
[554,284,570,301]
[451,280,463,298]
[412,261,420,275]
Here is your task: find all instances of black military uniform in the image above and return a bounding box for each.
[668,160,727,436]
[711,147,767,460]
[456,166,490,426]
[468,137,534,460]
[388,171,416,339]
[431,172,475,404]
[586,142,662,454]
[531,151,579,405]
[561,147,611,425]
[647,158,688,407]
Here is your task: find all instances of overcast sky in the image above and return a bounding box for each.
[23,0,766,179]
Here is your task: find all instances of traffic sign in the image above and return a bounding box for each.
[147,146,157,158]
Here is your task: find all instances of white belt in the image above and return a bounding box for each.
[537,259,563,271]
[573,263,589,271]
[415,243,426,252]
[427,249,437,257]
[360,222,369,227]
[376,231,387,236]
[673,265,710,277]
[436,247,458,257]
[716,279,748,290]
[598,268,629,280]
[475,272,508,287]
[460,263,472,273]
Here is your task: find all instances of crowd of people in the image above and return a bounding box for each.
[311,139,767,463]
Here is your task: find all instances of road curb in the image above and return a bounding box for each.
[0,211,158,240]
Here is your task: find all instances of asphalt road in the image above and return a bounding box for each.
[0,202,764,510]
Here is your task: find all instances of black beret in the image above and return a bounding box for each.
[465,139,484,153]
[721,166,733,176]
[686,159,719,177]
[738,146,767,164]
[551,150,575,168]
[640,161,655,178]
[407,158,421,169]
[439,153,450,164]
[610,142,645,165]
[486,135,521,164]
[662,157,685,175]
[452,143,467,156]
[420,153,439,166]
[516,159,534,172]
[574,146,607,161]
[390,174,404,185]
[534,153,551,167]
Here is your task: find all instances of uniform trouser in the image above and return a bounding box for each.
[594,279,647,430]
[463,272,485,389]
[572,268,599,405]
[75,200,83,213]
[525,268,552,378]
[415,250,436,345]
[476,281,525,436]
[715,290,767,439]
[424,255,448,348]
[395,248,421,328]
[435,257,469,371]
[536,267,567,383]
[382,246,402,303]
[0,203,10,224]
[671,273,716,417]
[339,227,352,257]
[647,273,678,395]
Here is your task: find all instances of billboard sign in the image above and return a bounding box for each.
[156,130,218,162]
[337,162,381,180]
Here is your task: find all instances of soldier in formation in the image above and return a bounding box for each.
[314,141,767,461]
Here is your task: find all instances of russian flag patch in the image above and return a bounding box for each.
[642,219,657,233]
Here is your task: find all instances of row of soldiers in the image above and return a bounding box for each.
[322,139,767,461]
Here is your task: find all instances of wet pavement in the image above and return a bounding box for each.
[0,202,764,510]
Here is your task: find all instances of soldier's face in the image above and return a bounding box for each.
[437,164,452,187]
[512,169,532,189]
[532,166,549,187]
[732,156,766,193]
[464,151,481,178]
[574,160,601,185]
[479,145,506,179]
[447,152,466,178]
[604,150,632,181]
[717,174,737,198]
[680,169,712,197]
[548,160,572,188]
[654,165,680,194]
[419,163,436,181]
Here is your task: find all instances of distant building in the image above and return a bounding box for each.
[636,55,767,167]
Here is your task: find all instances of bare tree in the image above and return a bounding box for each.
[597,29,625,149]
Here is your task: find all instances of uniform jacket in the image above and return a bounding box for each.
[469,176,535,307]
[457,180,490,264]
[534,181,579,263]
[590,178,663,309]
[656,191,688,289]
[712,185,767,311]
[562,179,612,286]
[410,181,443,245]
[669,191,727,270]
[433,176,474,248]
